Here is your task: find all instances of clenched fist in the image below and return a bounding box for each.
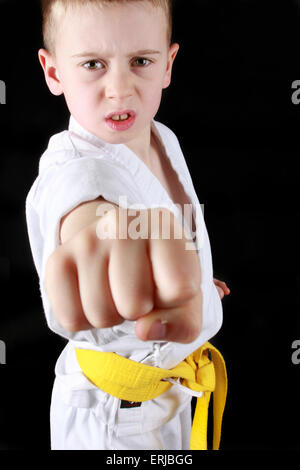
[45,198,202,343]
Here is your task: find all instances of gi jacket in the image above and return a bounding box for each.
[25,116,223,436]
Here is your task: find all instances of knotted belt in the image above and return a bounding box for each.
[75,341,227,450]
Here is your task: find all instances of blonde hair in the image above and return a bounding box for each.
[41,0,173,55]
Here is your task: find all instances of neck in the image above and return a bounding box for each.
[125,124,155,166]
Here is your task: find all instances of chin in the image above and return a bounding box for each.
[99,132,132,145]
[95,127,139,146]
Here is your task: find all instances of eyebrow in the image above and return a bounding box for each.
[71,49,161,59]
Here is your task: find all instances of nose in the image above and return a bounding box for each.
[105,65,134,101]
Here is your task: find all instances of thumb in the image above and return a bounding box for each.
[135,314,168,342]
[134,291,202,344]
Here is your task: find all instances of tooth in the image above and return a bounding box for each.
[120,114,129,120]
[111,115,120,121]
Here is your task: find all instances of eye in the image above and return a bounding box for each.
[132,57,152,67]
[83,60,104,71]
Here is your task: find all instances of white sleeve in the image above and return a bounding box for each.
[25,156,141,339]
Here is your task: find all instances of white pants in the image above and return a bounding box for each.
[50,378,192,450]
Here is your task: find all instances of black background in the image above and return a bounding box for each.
[0,0,299,451]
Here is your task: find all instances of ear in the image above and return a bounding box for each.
[38,48,63,96]
[163,43,180,89]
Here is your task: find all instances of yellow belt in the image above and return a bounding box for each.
[75,341,227,450]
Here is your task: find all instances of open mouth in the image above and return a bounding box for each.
[105,110,136,131]
[110,113,131,121]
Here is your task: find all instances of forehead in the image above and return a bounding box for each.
[55,2,168,56]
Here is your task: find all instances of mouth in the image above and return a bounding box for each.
[105,110,136,131]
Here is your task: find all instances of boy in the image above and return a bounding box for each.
[26,0,229,450]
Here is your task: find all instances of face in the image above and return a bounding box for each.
[39,2,179,151]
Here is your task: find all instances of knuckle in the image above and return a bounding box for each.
[120,298,153,321]
[169,280,199,304]
[96,208,119,239]
[182,320,201,344]
[88,317,106,329]
[85,306,123,329]
[90,313,123,329]
[45,249,70,286]
[177,300,202,344]
[178,281,198,299]
[45,249,60,274]
[92,318,123,329]
[190,316,202,342]
[75,228,98,256]
[184,330,199,344]
[59,317,86,333]
[118,306,139,321]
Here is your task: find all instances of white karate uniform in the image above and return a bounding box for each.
[25,116,223,450]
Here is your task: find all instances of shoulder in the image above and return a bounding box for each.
[153,120,180,144]
[38,129,78,173]
[153,120,183,156]
[38,127,112,174]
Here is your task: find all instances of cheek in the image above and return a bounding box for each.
[142,82,163,117]
[63,79,99,121]
[140,62,169,116]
